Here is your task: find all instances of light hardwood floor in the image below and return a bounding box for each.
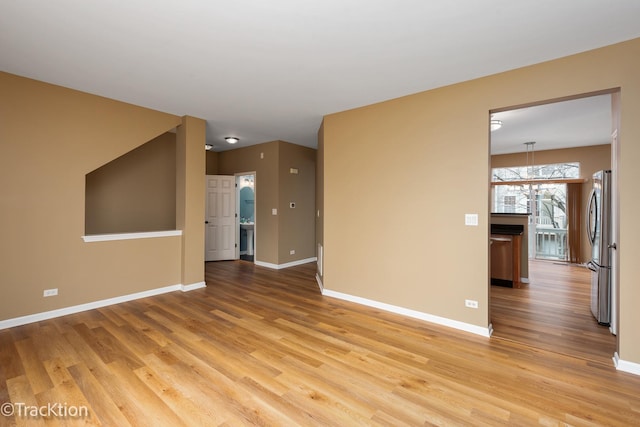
[1,260,638,426]
[491,259,617,365]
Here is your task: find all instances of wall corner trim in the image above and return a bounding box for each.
[82,230,182,242]
[315,273,324,292]
[255,257,317,270]
[322,289,492,338]
[0,281,203,330]
[614,352,640,376]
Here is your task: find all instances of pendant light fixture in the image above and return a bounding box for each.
[524,141,536,180]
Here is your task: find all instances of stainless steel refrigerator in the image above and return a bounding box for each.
[586,170,612,326]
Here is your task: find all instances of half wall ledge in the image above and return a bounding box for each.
[82,230,182,242]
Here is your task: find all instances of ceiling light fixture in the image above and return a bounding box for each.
[225,137,239,144]
[490,118,503,132]
[205,143,213,151]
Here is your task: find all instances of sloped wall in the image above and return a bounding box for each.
[85,132,177,234]
[0,72,185,321]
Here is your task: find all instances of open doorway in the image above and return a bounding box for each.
[489,91,618,363]
[236,172,256,262]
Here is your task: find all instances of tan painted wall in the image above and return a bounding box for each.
[279,142,316,263]
[85,132,177,234]
[217,141,280,264]
[316,122,325,283]
[492,144,611,263]
[216,141,316,265]
[176,116,207,286]
[321,38,640,364]
[205,150,219,175]
[0,72,205,321]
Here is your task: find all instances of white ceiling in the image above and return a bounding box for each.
[1,1,639,152]
[490,94,613,155]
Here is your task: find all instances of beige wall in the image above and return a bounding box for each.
[217,142,280,264]
[279,142,316,263]
[492,144,611,263]
[0,72,204,321]
[321,38,640,364]
[316,122,325,283]
[85,132,177,234]
[176,116,207,286]
[205,150,219,175]
[215,141,316,265]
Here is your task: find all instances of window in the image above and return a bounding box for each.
[504,195,516,213]
[492,162,580,182]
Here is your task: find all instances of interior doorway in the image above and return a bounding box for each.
[236,172,256,262]
[488,91,619,363]
[205,175,237,262]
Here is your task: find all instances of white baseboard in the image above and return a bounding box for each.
[520,278,530,284]
[614,352,640,376]
[0,281,206,330]
[315,273,324,292]
[255,257,317,270]
[181,281,206,292]
[322,289,492,338]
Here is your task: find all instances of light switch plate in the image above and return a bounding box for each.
[272,208,277,215]
[465,214,478,226]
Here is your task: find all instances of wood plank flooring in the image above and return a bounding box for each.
[1,260,638,425]
[491,260,617,365]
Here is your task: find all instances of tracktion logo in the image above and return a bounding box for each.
[2,402,89,419]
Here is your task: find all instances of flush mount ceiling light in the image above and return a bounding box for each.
[205,143,213,151]
[490,117,503,131]
[225,137,239,144]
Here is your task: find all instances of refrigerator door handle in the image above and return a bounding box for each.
[586,189,597,246]
[608,243,617,250]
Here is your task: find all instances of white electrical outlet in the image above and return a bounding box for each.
[272,208,277,215]
[43,288,58,297]
[465,214,478,226]
[290,249,296,255]
[465,299,478,309]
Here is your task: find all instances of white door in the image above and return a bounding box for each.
[205,175,237,261]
